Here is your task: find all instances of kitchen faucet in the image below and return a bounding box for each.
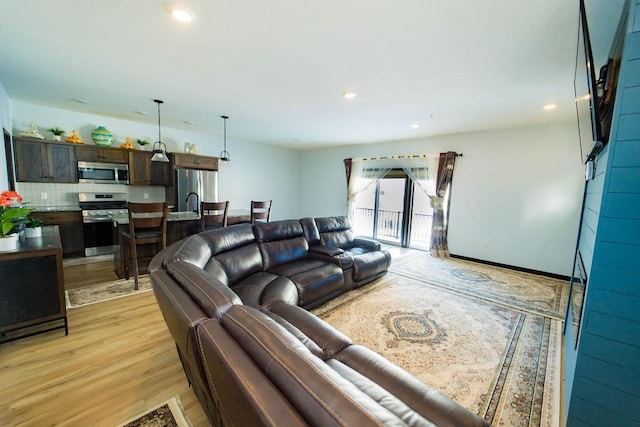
[185,192,199,214]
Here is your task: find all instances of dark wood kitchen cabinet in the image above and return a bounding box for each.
[75,145,128,163]
[172,153,218,170]
[13,137,77,183]
[33,210,84,257]
[128,151,171,186]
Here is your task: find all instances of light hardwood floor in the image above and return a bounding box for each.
[0,262,210,426]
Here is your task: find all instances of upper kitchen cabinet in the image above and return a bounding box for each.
[128,151,171,186]
[172,153,218,171]
[75,145,129,164]
[13,137,77,183]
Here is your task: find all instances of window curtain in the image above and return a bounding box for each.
[344,157,393,219]
[430,151,457,257]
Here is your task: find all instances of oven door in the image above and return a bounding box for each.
[77,161,129,184]
[83,218,115,256]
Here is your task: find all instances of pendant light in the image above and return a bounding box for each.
[151,99,170,163]
[219,115,230,162]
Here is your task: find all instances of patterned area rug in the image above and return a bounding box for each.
[390,251,569,319]
[65,276,152,308]
[117,396,191,427]
[312,273,561,427]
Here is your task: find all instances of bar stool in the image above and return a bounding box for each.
[201,201,229,231]
[250,200,272,224]
[120,202,168,290]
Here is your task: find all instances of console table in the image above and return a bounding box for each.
[0,226,68,343]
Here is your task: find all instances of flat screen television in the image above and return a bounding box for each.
[574,0,628,163]
[574,0,601,163]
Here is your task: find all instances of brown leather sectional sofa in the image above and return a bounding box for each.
[150,216,489,427]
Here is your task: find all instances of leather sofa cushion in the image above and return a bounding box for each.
[202,223,256,255]
[163,234,212,270]
[350,250,392,282]
[268,260,344,307]
[230,272,298,308]
[300,217,321,245]
[167,261,241,319]
[315,215,351,233]
[255,220,310,270]
[214,242,263,285]
[221,305,410,426]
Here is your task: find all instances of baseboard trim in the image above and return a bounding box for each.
[449,254,570,282]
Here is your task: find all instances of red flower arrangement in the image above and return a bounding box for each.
[0,191,32,238]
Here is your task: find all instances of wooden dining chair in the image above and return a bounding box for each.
[201,201,229,231]
[250,200,272,224]
[120,202,168,290]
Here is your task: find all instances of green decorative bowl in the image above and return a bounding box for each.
[91,126,113,146]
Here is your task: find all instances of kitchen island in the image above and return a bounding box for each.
[111,209,250,279]
[0,226,67,343]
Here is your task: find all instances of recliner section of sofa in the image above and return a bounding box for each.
[305,215,392,287]
[151,217,489,427]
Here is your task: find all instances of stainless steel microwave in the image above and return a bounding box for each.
[77,161,129,184]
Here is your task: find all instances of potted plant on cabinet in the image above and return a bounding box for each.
[25,216,44,238]
[48,127,65,141]
[136,138,150,150]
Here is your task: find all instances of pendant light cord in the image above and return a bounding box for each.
[154,99,164,145]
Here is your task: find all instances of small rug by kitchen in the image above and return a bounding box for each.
[312,273,561,427]
[389,251,569,319]
[65,276,152,308]
[117,396,192,427]
[62,253,114,267]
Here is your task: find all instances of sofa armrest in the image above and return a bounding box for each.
[266,302,353,357]
[310,245,344,257]
[353,237,381,251]
[308,248,354,270]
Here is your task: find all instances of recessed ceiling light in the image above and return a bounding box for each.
[168,5,195,23]
[543,104,557,110]
[134,110,149,116]
[343,91,357,99]
[70,97,89,104]
[411,124,420,129]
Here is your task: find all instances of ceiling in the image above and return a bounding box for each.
[0,0,627,149]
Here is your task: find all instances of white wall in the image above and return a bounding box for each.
[11,101,300,219]
[298,122,585,276]
[0,82,11,191]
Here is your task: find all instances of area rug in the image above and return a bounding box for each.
[312,273,561,427]
[62,253,114,267]
[117,396,191,427]
[389,251,569,319]
[65,276,152,308]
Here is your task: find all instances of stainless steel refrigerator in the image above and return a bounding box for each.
[175,168,219,212]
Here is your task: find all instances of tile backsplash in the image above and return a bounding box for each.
[17,182,166,208]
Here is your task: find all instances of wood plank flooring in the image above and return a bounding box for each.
[0,261,210,426]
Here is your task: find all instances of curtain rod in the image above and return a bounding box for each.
[361,152,462,161]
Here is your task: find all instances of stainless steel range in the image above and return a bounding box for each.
[79,192,127,256]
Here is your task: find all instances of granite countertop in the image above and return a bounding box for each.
[32,206,81,212]
[110,211,200,225]
[110,209,250,225]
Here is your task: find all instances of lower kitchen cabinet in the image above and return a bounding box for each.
[33,210,84,257]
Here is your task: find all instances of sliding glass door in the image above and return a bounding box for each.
[353,169,433,249]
